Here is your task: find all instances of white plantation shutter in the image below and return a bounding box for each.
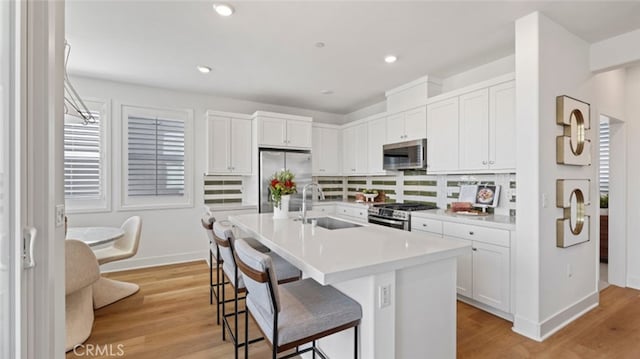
[64,113,102,199]
[127,116,185,197]
[599,118,609,194]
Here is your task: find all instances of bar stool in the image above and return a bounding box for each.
[200,214,270,324]
[234,238,362,359]
[213,221,301,359]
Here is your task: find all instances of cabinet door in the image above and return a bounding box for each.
[230,118,252,174]
[354,123,369,174]
[427,98,459,172]
[312,126,322,174]
[404,106,427,141]
[386,113,406,143]
[459,89,489,171]
[368,118,387,174]
[454,237,473,297]
[342,126,356,174]
[287,120,312,148]
[472,241,510,313]
[206,116,230,174]
[322,127,341,175]
[258,117,286,147]
[489,81,516,170]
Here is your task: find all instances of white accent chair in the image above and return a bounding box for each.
[65,240,100,352]
[92,216,142,309]
[94,216,142,265]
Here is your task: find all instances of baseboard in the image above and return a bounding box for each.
[512,291,599,342]
[627,276,640,289]
[512,315,543,341]
[100,251,207,273]
[457,295,514,322]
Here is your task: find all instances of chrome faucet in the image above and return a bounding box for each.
[301,183,325,223]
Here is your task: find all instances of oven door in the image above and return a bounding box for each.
[368,215,409,231]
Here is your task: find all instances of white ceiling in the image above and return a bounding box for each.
[65,1,640,114]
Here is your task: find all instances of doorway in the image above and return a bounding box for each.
[599,114,627,289]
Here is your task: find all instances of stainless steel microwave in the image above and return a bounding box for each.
[382,139,427,170]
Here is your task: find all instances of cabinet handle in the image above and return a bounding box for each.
[472,247,477,251]
[482,161,487,165]
[422,223,427,227]
[489,160,495,165]
[469,231,474,235]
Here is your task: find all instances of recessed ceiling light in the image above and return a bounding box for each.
[197,65,212,74]
[213,3,234,17]
[315,42,326,48]
[384,55,398,64]
[320,90,333,95]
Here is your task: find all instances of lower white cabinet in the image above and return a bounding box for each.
[312,204,336,214]
[471,241,510,312]
[335,204,368,222]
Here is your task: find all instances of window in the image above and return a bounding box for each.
[64,99,109,212]
[599,116,610,195]
[121,105,193,209]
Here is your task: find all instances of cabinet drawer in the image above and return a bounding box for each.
[313,205,335,214]
[411,217,443,235]
[443,222,509,247]
[336,205,367,220]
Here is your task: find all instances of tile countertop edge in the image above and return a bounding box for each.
[229,214,471,285]
[412,209,516,231]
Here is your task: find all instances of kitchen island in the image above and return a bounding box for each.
[228,213,470,359]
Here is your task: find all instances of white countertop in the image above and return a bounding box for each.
[412,209,516,231]
[228,213,471,285]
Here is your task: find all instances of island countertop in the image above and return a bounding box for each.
[228,213,471,285]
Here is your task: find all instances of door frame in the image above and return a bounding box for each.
[22,1,66,358]
[605,116,627,287]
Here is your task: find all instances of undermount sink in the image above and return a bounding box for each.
[301,216,363,230]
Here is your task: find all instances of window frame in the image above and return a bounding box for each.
[64,98,111,214]
[118,104,194,211]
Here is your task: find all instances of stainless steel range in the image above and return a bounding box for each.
[368,203,438,231]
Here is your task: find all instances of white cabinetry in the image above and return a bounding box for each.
[206,112,252,175]
[489,81,516,170]
[342,123,368,175]
[443,222,511,314]
[312,125,341,176]
[335,204,368,222]
[368,116,388,174]
[459,81,516,171]
[312,203,336,214]
[255,111,312,149]
[385,106,427,143]
[426,98,459,172]
[459,89,490,171]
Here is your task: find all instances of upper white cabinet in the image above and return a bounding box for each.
[367,116,388,174]
[385,106,427,143]
[459,89,490,171]
[312,125,341,176]
[425,75,516,173]
[427,97,459,172]
[489,81,516,170]
[206,112,252,175]
[342,123,368,175]
[254,111,312,149]
[459,81,516,171]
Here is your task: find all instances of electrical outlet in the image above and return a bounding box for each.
[55,204,65,227]
[379,284,391,308]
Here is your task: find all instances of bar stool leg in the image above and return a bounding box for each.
[221,274,226,341]
[234,282,239,359]
[354,325,358,359]
[244,299,249,359]
[312,340,316,359]
[209,249,213,305]
[216,248,222,325]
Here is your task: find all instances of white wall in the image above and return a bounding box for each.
[441,54,515,93]
[343,100,386,123]
[514,12,598,341]
[625,65,640,288]
[68,76,343,271]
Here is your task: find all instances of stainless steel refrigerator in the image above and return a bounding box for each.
[259,149,312,213]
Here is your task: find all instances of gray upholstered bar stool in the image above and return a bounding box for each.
[213,221,301,359]
[201,213,270,324]
[234,238,362,359]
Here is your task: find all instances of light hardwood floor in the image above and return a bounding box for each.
[66,261,640,359]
